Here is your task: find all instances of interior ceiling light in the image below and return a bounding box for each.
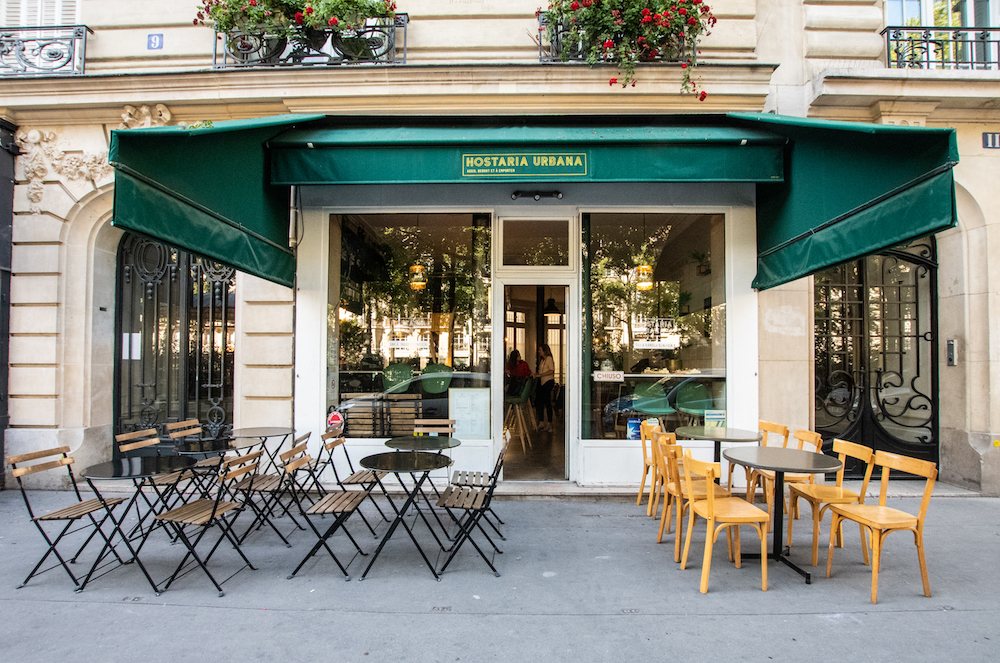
[636,264,654,291]
[543,297,562,318]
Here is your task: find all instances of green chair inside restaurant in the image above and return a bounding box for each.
[676,382,714,416]
[383,363,414,394]
[633,382,677,417]
[421,362,453,394]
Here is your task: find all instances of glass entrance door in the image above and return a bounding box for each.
[502,284,568,480]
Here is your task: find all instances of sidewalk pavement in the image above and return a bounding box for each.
[0,484,996,663]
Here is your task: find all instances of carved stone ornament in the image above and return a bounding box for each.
[118,103,172,130]
[14,129,113,214]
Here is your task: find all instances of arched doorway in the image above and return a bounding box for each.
[114,233,236,446]
[813,237,939,475]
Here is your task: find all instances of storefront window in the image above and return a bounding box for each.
[328,213,492,438]
[582,213,726,440]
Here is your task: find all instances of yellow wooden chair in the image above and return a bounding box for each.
[648,430,676,521]
[749,428,822,522]
[728,420,788,491]
[635,419,659,514]
[826,450,937,604]
[679,450,770,594]
[787,438,875,566]
[658,443,730,563]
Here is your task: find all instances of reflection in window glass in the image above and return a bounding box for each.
[327,214,491,438]
[582,213,726,440]
[503,219,569,265]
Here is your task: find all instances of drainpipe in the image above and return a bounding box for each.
[0,119,17,487]
[289,186,299,432]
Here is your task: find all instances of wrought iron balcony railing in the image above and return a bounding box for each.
[883,26,1000,70]
[212,14,408,69]
[1,25,92,76]
[537,15,694,65]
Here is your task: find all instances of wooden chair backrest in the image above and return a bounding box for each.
[873,450,937,522]
[759,420,789,448]
[682,450,720,514]
[279,432,312,468]
[7,446,74,478]
[652,431,676,476]
[791,429,822,453]
[663,443,684,490]
[166,419,202,439]
[321,430,346,452]
[116,428,161,453]
[413,419,456,435]
[221,449,263,472]
[831,438,875,495]
[639,420,659,461]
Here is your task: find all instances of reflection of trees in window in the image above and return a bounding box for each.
[339,214,491,372]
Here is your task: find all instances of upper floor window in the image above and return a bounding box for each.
[886,0,996,27]
[1,0,79,27]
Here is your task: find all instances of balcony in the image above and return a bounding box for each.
[212,14,409,70]
[0,25,91,76]
[883,26,1000,70]
[537,15,695,66]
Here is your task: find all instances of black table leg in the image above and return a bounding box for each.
[770,471,813,583]
[359,471,441,581]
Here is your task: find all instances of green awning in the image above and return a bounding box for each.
[108,114,958,290]
[728,113,959,289]
[109,114,326,288]
[269,124,786,184]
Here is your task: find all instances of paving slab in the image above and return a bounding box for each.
[0,488,996,662]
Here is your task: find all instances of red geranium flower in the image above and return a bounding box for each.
[609,77,618,85]
[570,0,579,9]
[699,91,707,101]
[329,16,338,26]
[305,5,313,14]
[688,17,696,24]
[604,38,614,49]
[679,7,686,14]
[294,11,304,23]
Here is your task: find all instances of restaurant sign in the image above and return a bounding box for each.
[462,152,588,178]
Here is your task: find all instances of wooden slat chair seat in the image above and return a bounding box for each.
[448,429,512,540]
[313,431,390,534]
[787,439,876,567]
[826,450,937,604]
[155,450,260,596]
[286,451,372,581]
[7,447,127,591]
[435,439,508,578]
[680,450,769,594]
[451,470,490,488]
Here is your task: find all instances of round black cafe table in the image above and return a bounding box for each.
[229,427,294,470]
[723,446,842,584]
[358,451,454,581]
[384,435,462,452]
[675,425,762,462]
[80,455,196,593]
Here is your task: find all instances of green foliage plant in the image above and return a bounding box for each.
[540,0,716,96]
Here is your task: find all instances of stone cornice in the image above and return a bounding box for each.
[0,62,777,125]
[809,67,1000,123]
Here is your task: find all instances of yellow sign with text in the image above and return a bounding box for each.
[462,152,588,177]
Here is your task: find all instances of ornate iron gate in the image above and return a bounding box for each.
[114,233,235,446]
[814,237,939,475]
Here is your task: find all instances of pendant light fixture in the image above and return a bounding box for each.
[636,214,654,291]
[409,264,427,290]
[543,296,562,319]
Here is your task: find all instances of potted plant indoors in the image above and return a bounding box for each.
[539,0,716,95]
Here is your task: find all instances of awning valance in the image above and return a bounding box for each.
[109,114,326,288]
[108,114,958,290]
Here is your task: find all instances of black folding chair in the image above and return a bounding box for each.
[7,447,126,591]
[166,419,223,495]
[450,429,510,540]
[436,440,508,577]
[233,432,310,546]
[313,430,390,531]
[285,450,371,581]
[154,450,259,596]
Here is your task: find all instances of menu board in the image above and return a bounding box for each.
[450,388,490,440]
